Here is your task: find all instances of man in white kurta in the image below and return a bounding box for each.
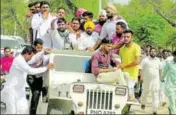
[161,50,176,114]
[31,1,56,48]
[140,48,162,114]
[49,18,72,50]
[76,21,99,51]
[1,46,51,114]
[159,50,168,106]
[93,4,128,50]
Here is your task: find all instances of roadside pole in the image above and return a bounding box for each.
[99,0,102,14]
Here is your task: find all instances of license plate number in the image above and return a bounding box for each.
[88,110,116,114]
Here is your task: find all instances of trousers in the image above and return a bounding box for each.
[96,69,128,86]
[27,75,43,115]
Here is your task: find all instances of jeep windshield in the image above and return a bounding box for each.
[1,39,21,49]
[53,55,90,73]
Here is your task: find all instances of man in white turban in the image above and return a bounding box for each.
[93,4,128,50]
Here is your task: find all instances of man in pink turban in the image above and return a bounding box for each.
[76,8,87,18]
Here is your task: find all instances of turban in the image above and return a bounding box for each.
[99,9,107,18]
[76,8,87,17]
[84,21,95,30]
[104,4,118,15]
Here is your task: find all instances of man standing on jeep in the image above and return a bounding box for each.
[91,39,127,85]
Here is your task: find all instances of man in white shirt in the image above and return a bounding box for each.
[68,17,83,50]
[1,46,54,114]
[93,4,128,50]
[31,1,56,47]
[77,21,99,51]
[161,50,176,114]
[27,39,51,115]
[140,47,162,115]
[50,18,72,50]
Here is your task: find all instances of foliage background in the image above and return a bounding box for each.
[1,0,176,50]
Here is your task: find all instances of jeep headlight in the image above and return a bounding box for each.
[73,85,84,93]
[115,87,126,96]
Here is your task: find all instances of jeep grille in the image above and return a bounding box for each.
[86,89,113,110]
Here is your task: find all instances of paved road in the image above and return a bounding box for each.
[1,93,169,114]
[130,93,169,114]
[37,93,169,114]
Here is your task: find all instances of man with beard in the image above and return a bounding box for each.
[159,49,168,107]
[118,29,141,102]
[50,18,72,50]
[140,47,162,115]
[76,21,99,51]
[111,21,127,54]
[161,50,176,114]
[93,4,128,50]
[94,10,107,35]
[80,11,94,31]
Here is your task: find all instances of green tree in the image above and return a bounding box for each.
[116,0,175,48]
[1,0,28,38]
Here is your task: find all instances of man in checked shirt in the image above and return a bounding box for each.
[91,39,128,85]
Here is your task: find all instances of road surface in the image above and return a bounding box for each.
[1,92,169,114]
[130,93,169,114]
[37,92,169,114]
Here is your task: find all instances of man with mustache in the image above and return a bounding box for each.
[111,21,127,54]
[94,9,107,35]
[50,18,72,50]
[93,4,128,50]
[76,21,99,51]
[140,47,162,115]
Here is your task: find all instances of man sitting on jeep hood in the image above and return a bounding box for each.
[91,39,127,85]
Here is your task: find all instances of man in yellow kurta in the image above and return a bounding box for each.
[119,29,141,101]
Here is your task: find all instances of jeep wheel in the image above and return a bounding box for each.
[122,104,131,115]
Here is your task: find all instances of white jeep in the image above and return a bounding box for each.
[45,50,134,114]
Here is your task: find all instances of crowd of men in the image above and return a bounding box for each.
[1,0,176,114]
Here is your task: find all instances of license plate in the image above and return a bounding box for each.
[88,109,116,114]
